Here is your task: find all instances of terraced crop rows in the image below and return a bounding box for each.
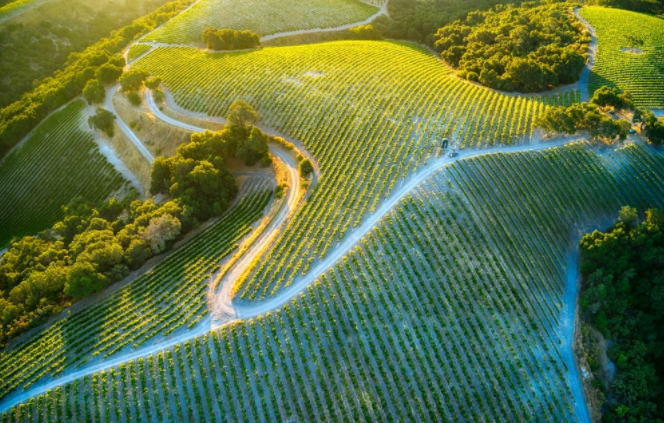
[128,44,153,61]
[142,0,378,45]
[5,143,664,422]
[134,41,579,302]
[581,7,664,108]
[0,182,272,402]
[0,100,125,248]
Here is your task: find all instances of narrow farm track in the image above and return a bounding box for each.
[104,84,155,163]
[0,84,598,418]
[143,89,593,420]
[573,6,598,102]
[259,0,388,42]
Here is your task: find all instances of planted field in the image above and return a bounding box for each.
[0,182,272,402]
[5,143,664,422]
[127,43,152,60]
[142,0,378,45]
[581,7,664,108]
[0,100,125,248]
[134,41,579,301]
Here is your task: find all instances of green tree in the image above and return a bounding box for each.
[145,76,162,90]
[88,108,116,137]
[95,63,124,85]
[618,205,638,226]
[119,69,149,92]
[299,158,313,177]
[228,99,259,127]
[64,261,108,300]
[83,79,105,105]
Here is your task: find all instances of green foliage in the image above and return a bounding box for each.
[348,24,382,40]
[0,188,271,400]
[145,76,162,90]
[579,209,664,422]
[591,86,633,110]
[299,158,313,177]
[534,100,631,142]
[153,89,165,102]
[618,205,638,226]
[120,69,150,92]
[202,28,260,50]
[434,3,588,92]
[88,108,116,137]
[95,61,124,85]
[127,91,142,106]
[0,0,196,157]
[0,189,197,344]
[633,109,664,146]
[0,101,124,248]
[82,79,105,105]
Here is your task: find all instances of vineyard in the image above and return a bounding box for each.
[0,182,273,403]
[133,41,580,302]
[580,7,664,108]
[142,0,379,45]
[0,100,126,248]
[127,44,153,61]
[4,143,664,421]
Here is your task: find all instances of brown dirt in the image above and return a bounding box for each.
[113,90,193,158]
[102,123,152,193]
[262,29,352,48]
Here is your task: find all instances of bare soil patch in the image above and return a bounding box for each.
[113,90,192,158]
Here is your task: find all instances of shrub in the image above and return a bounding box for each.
[88,108,116,137]
[127,92,142,106]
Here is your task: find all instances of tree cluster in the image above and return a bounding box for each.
[202,28,260,51]
[534,101,631,143]
[591,86,633,110]
[0,192,195,347]
[633,109,664,146]
[88,108,116,137]
[0,0,195,158]
[433,3,588,92]
[151,100,272,223]
[348,24,383,40]
[579,207,664,422]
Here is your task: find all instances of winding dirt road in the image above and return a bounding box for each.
[0,10,601,419]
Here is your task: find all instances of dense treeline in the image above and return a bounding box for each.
[534,85,632,142]
[202,28,260,50]
[0,121,245,347]
[372,0,499,46]
[0,0,189,110]
[579,207,664,422]
[432,2,587,92]
[0,0,196,158]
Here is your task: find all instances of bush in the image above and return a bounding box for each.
[154,89,165,102]
[202,28,260,50]
[88,108,116,137]
[349,24,382,40]
[299,158,313,177]
[127,92,142,106]
[83,79,105,105]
